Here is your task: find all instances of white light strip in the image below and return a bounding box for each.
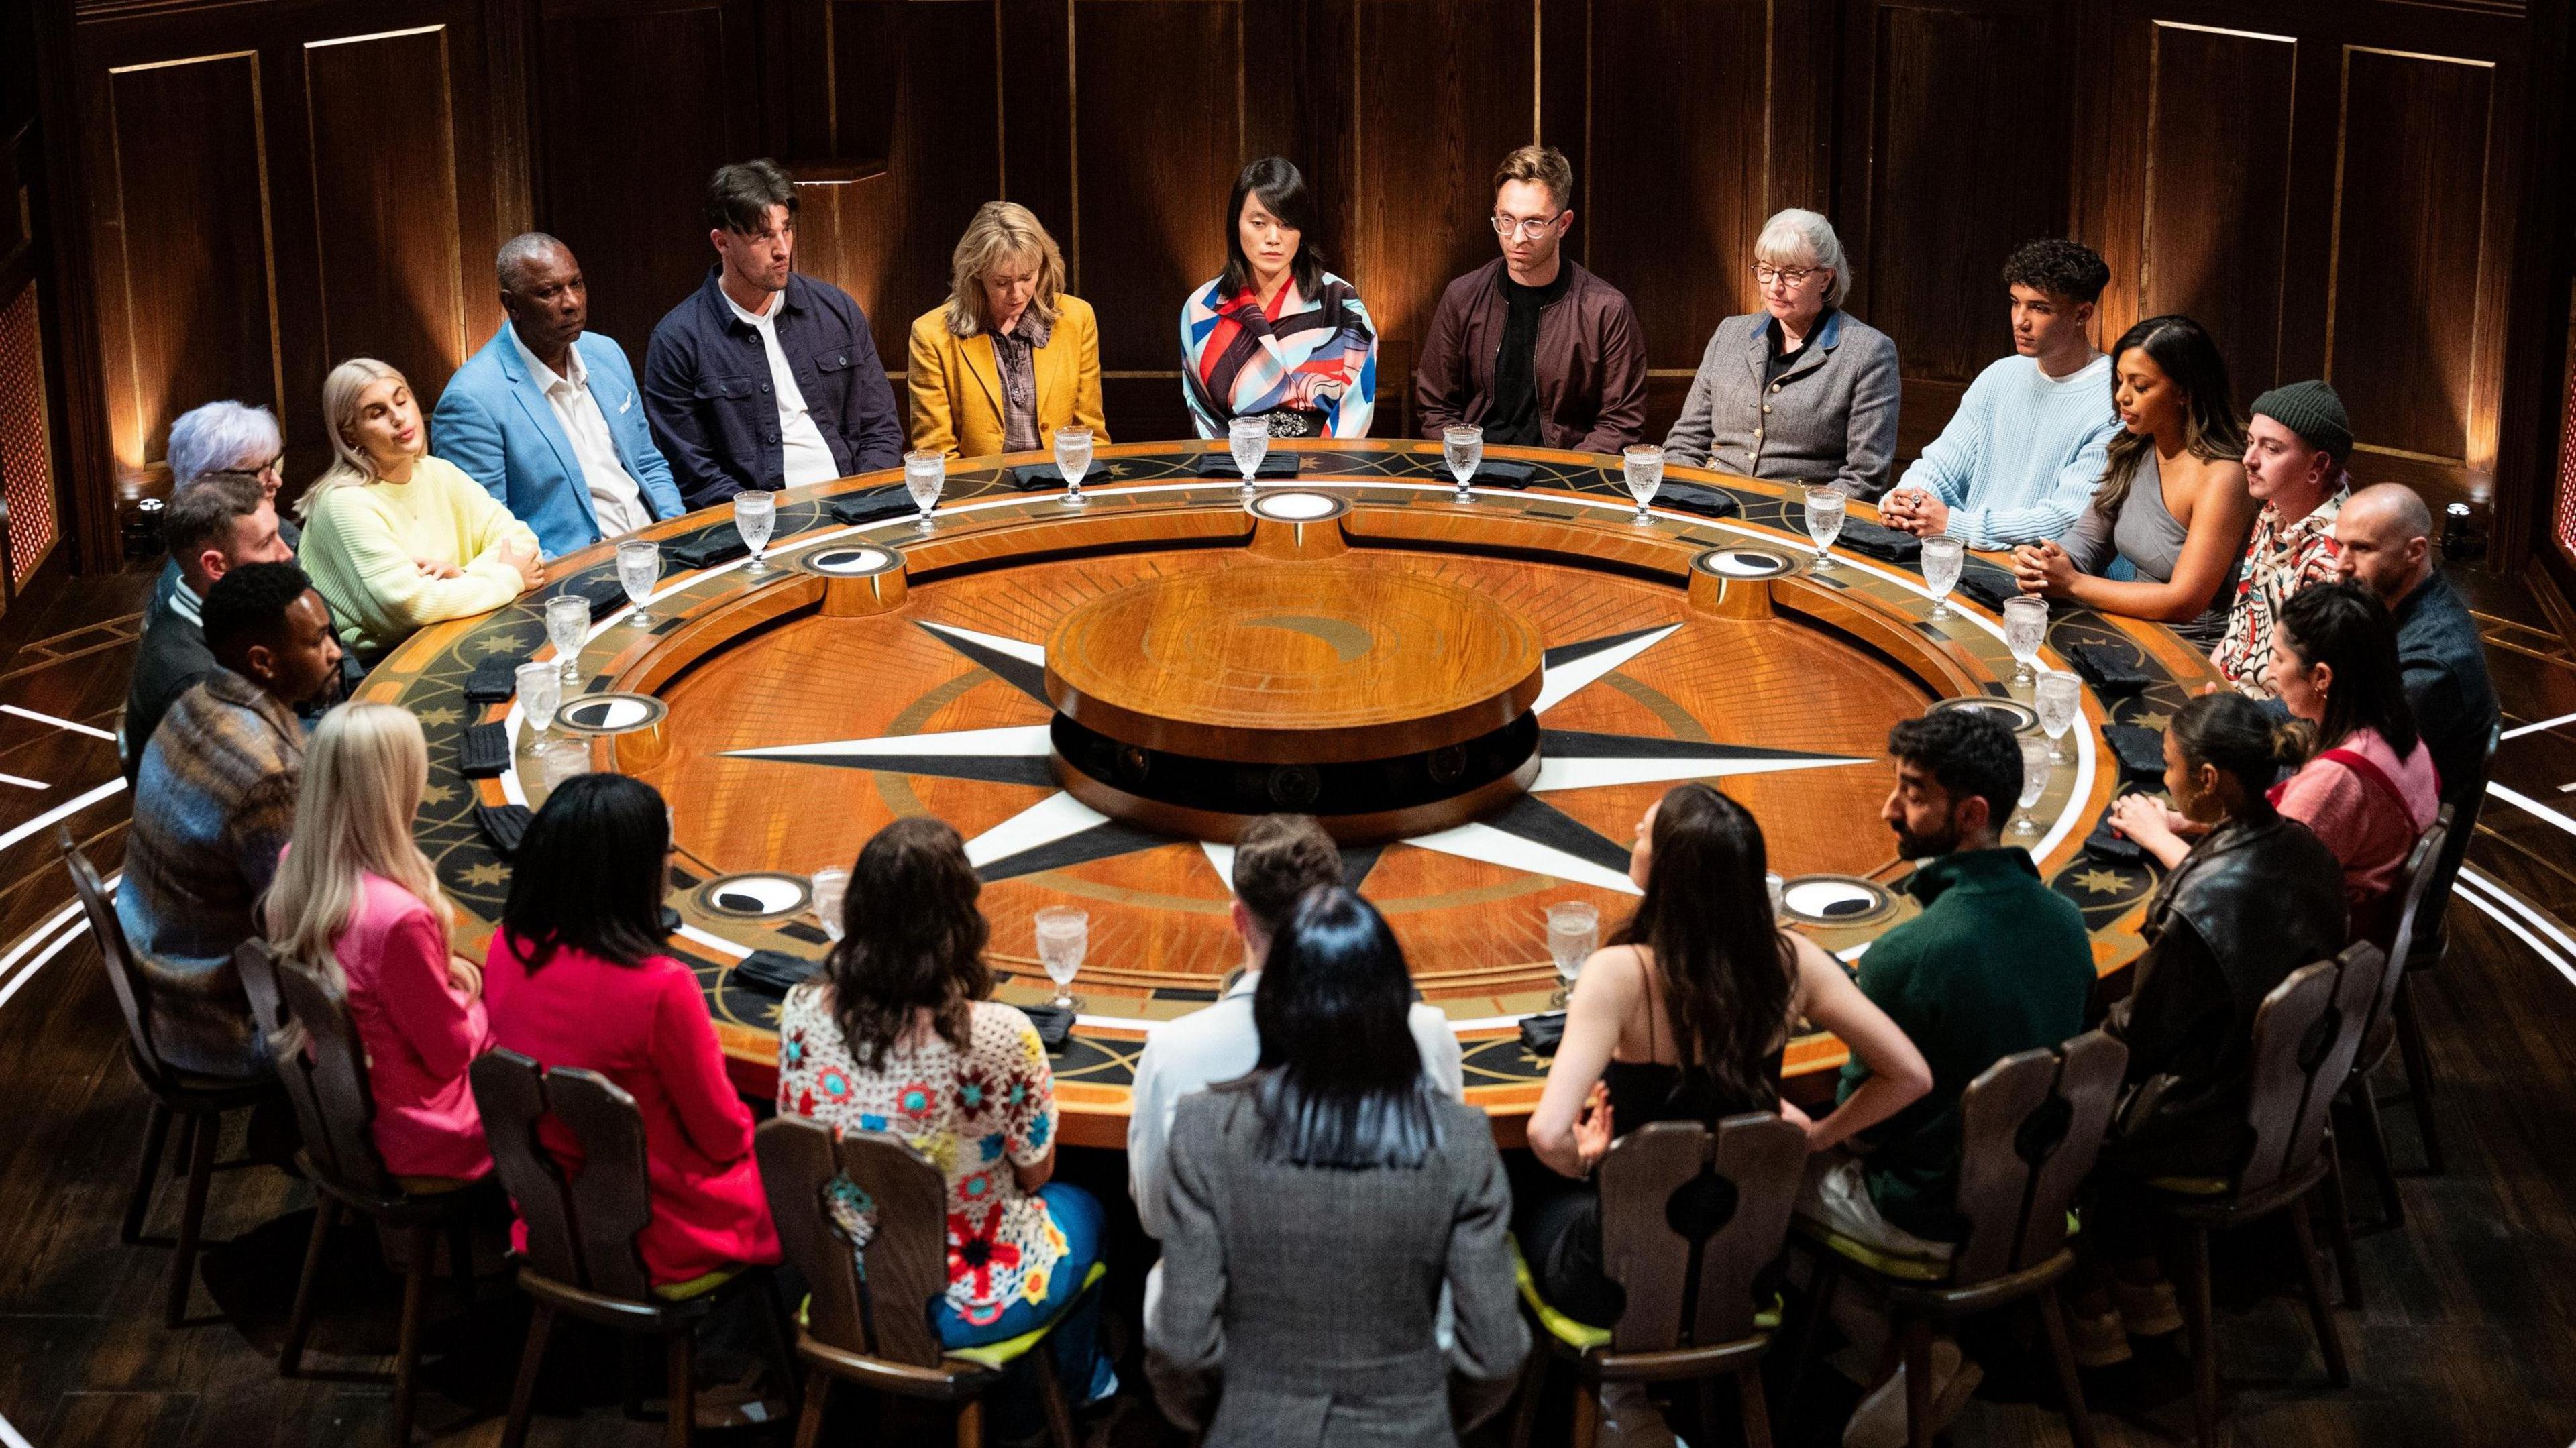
[0,913,95,1012]
[2502,710,2576,740]
[676,923,753,960]
[1,704,120,740]
[2487,782,2576,839]
[0,874,119,1014]
[2455,867,2576,964]
[0,775,45,791]
[2451,875,2576,991]
[0,778,126,856]
[0,1406,33,1448]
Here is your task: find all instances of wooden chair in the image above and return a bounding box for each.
[259,943,484,1445]
[2387,725,2496,1172]
[60,826,273,1328]
[2332,812,2451,1261]
[755,1115,1098,1448]
[472,1048,792,1448]
[2141,943,2383,1448]
[1505,1113,1807,1448]
[1788,1030,2129,1448]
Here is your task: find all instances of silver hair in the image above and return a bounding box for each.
[496,232,572,293]
[165,401,282,491]
[1754,207,1852,309]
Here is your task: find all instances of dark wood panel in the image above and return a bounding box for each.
[2328,45,2496,465]
[2141,19,2298,398]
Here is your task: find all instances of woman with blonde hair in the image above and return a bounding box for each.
[263,701,495,1182]
[907,202,1107,459]
[297,357,546,658]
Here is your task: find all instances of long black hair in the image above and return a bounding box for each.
[2277,581,2420,761]
[2097,315,2245,520]
[501,773,672,971]
[1251,887,1441,1170]
[1222,156,1328,302]
[824,816,993,1072]
[1607,783,1796,1110]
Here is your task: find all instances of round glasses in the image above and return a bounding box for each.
[1490,212,1566,240]
[1752,263,1824,287]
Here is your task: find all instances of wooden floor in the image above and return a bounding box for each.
[1,557,2573,1447]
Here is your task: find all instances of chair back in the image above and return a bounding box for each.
[470,1048,657,1301]
[60,827,172,1095]
[262,944,400,1203]
[2364,813,2450,1044]
[2237,944,2382,1197]
[1948,1029,2129,1288]
[756,1115,951,1368]
[2411,725,2496,970]
[1593,1112,1806,1353]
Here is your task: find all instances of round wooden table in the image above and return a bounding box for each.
[362,441,2220,1147]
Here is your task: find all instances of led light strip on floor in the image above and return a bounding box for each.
[2453,866,2576,991]
[0,879,116,1012]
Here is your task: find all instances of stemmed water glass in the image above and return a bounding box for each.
[2015,736,2051,838]
[1921,536,1964,620]
[1228,416,1269,499]
[545,594,589,683]
[2035,670,2082,765]
[904,450,945,533]
[1803,485,1847,570]
[1442,425,1483,504]
[1766,872,1787,922]
[515,661,561,752]
[1034,905,1087,1011]
[2002,595,2049,689]
[616,539,661,626]
[733,490,776,575]
[1622,445,1664,524]
[810,867,849,943]
[1546,901,1599,1007]
[1055,426,1094,507]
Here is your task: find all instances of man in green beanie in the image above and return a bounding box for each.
[2212,378,2351,693]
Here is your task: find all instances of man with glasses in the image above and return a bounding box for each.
[1413,145,1646,452]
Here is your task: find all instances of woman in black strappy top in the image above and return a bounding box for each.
[1522,783,1932,1337]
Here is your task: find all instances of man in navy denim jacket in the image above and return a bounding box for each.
[643,158,905,510]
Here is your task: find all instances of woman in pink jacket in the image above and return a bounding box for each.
[263,702,494,1182]
[480,773,779,1284]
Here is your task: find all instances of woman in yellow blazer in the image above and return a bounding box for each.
[908,201,1108,459]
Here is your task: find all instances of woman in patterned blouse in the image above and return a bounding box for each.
[775,816,1112,1422]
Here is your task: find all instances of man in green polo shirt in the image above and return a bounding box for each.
[1805,708,2096,1447]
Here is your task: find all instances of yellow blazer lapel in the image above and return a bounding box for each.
[1033,323,1071,428]
[963,332,1005,425]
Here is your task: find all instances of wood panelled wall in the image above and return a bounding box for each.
[29,0,2575,573]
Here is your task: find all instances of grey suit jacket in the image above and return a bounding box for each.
[1662,309,1902,498]
[1146,1077,1529,1448]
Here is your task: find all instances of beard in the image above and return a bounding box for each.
[1891,816,1961,860]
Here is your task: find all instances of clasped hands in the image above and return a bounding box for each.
[412,534,546,592]
[1878,485,1949,538]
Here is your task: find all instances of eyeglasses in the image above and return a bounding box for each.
[1752,264,1824,287]
[1491,212,1566,241]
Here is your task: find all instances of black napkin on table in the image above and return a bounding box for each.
[1018,1003,1077,1054]
[2102,724,2168,779]
[666,524,749,569]
[2084,808,2147,865]
[733,950,824,997]
[1008,463,1074,492]
[549,571,633,621]
[474,803,533,859]
[1191,450,1301,481]
[463,655,528,705]
[1469,461,1536,489]
[1955,569,2020,611]
[2064,641,2154,698]
[826,485,916,524]
[1832,518,1923,563]
[1519,1011,1567,1056]
[458,722,513,778]
[1654,482,1742,519]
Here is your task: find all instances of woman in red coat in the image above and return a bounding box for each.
[480,773,779,1284]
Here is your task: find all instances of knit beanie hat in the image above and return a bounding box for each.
[2251,380,2352,460]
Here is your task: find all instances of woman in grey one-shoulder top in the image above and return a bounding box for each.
[2059,448,2237,645]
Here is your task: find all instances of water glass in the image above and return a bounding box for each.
[810,867,849,943]
[2035,670,2082,764]
[2002,595,2049,687]
[733,490,777,575]
[515,661,561,738]
[1803,485,1847,569]
[1621,445,1664,524]
[615,539,661,626]
[545,594,590,681]
[1228,416,1269,497]
[1766,871,1787,922]
[1442,425,1484,502]
[1545,901,1599,1006]
[1921,536,1964,619]
[2015,736,2051,838]
[1034,905,1088,1011]
[1055,426,1094,506]
[904,450,945,532]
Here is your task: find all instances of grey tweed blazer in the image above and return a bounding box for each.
[1145,1077,1530,1448]
[1661,309,1902,498]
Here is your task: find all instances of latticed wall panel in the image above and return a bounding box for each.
[0,286,58,590]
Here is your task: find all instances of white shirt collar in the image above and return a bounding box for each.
[508,325,587,394]
[721,284,785,329]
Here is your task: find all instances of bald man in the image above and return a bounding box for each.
[2330,482,2498,806]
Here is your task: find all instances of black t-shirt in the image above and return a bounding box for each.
[1485,268,1572,447]
[1764,307,1836,387]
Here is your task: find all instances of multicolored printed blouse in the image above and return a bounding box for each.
[1180,272,1377,439]
[2212,486,2348,696]
[775,990,1067,1325]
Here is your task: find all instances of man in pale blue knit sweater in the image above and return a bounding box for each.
[1882,240,2121,548]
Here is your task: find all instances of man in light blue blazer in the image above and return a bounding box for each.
[433,233,686,557]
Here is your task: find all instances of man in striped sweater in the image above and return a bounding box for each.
[1880,240,2122,548]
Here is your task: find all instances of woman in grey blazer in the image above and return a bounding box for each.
[1146,887,1529,1447]
[1662,207,1902,498]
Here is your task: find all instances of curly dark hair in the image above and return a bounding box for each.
[199,560,314,659]
[824,816,993,1072]
[1888,708,2024,830]
[2002,239,2110,305]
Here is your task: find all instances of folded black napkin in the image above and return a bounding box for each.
[548,571,633,621]
[463,655,528,705]
[1832,518,1922,563]
[1955,569,2020,611]
[2084,808,2147,865]
[1654,482,1742,519]
[2063,641,2153,698]
[2102,723,2167,779]
[1006,463,1072,492]
[660,905,682,936]
[1191,450,1302,481]
[1018,1003,1077,1054]
[1468,460,1536,489]
[827,485,916,524]
[666,524,749,569]
[458,722,512,778]
[733,950,824,996]
[474,803,533,859]
[1519,1011,1567,1056]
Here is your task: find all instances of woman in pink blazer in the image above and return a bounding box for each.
[263,702,494,1182]
[480,773,779,1284]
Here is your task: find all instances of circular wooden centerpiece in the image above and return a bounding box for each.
[1043,562,1544,764]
